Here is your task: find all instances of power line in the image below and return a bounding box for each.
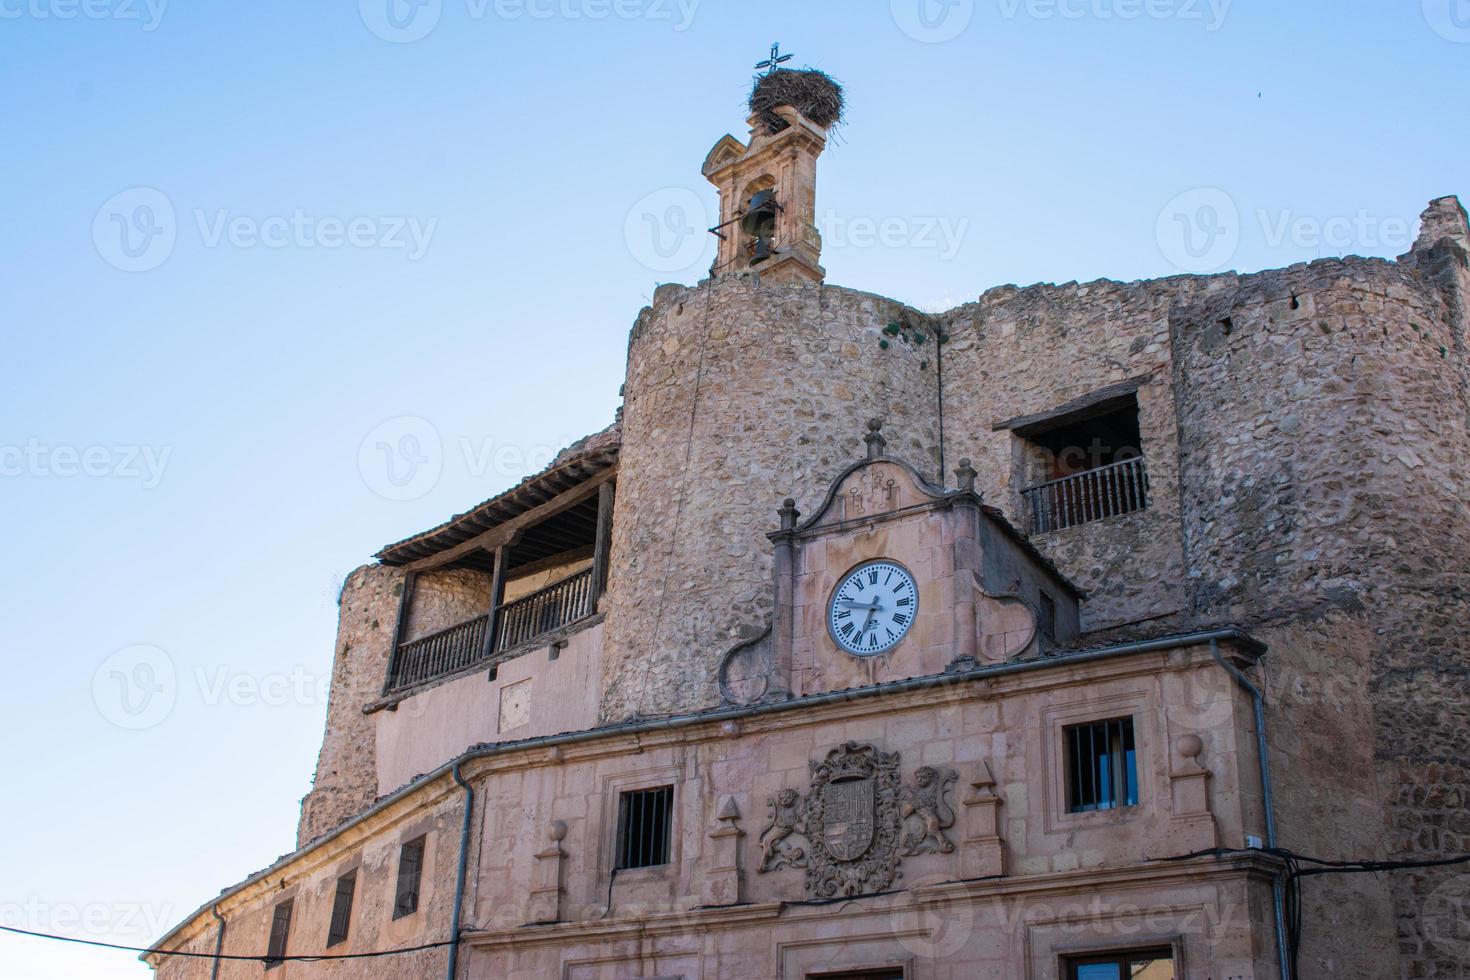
[1157,846,1470,980]
[0,924,454,963]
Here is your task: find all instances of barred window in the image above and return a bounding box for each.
[392,836,426,919]
[264,898,292,970]
[615,786,673,870]
[326,869,356,948]
[1065,716,1139,813]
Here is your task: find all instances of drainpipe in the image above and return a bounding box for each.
[445,763,474,980]
[1210,638,1290,980]
[208,905,225,980]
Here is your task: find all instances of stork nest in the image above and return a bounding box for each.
[749,69,844,135]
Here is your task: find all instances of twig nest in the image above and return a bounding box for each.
[749,69,845,135]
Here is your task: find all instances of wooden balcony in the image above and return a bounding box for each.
[1022,456,1149,534]
[386,567,596,692]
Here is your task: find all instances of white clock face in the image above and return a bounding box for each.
[827,560,919,657]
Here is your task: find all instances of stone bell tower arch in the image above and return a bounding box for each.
[701,56,838,283]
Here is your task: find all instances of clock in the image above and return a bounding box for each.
[827,560,919,656]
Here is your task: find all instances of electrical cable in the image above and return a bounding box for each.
[1154,846,1470,979]
[0,924,454,963]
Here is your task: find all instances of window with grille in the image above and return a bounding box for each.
[325,869,356,948]
[264,898,292,970]
[615,786,673,870]
[1065,716,1139,813]
[392,836,426,919]
[1066,947,1174,979]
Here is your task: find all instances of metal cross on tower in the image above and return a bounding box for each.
[755,42,793,75]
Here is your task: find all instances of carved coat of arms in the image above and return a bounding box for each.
[757,741,958,900]
[806,741,902,897]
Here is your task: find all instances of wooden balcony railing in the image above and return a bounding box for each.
[386,566,597,693]
[1022,456,1149,534]
[388,613,490,692]
[494,567,595,652]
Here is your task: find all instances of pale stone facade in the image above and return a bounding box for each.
[149,89,1469,980]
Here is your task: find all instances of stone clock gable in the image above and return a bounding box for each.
[720,421,1082,706]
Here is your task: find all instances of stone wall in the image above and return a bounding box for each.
[297,563,403,846]
[1169,221,1470,977]
[937,274,1231,634]
[599,275,942,721]
[402,567,492,642]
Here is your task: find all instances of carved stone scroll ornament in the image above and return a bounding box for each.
[900,765,957,855]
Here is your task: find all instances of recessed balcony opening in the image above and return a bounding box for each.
[1009,389,1149,534]
[375,441,618,694]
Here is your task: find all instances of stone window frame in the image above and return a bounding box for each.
[595,762,686,885]
[1041,690,1153,835]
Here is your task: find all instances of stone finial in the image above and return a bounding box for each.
[955,458,977,493]
[1175,733,1206,769]
[777,497,800,531]
[548,819,568,842]
[864,418,887,459]
[716,795,741,823]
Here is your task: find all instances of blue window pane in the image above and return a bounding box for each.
[1076,965,1121,980]
[1125,747,1138,806]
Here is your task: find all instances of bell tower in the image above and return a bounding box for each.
[702,47,842,284]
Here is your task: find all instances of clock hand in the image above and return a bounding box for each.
[838,599,880,610]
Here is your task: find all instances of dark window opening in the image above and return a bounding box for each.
[264,899,292,970]
[615,786,673,870]
[326,869,356,948]
[814,972,905,980]
[1066,717,1139,813]
[392,836,426,919]
[1038,591,1057,644]
[1065,947,1175,979]
[1018,394,1148,533]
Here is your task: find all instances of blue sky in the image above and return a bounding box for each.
[1,1,1466,976]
